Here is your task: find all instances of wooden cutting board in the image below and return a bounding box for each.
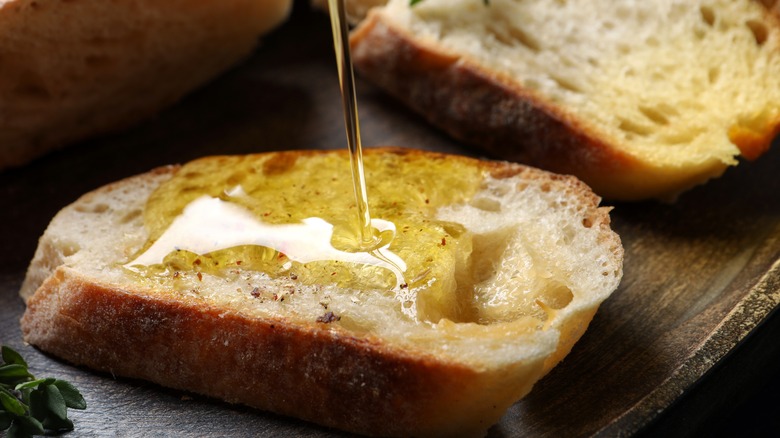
[1,5,778,437]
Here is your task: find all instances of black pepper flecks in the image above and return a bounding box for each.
[316,311,341,324]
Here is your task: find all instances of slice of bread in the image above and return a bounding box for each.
[20,148,623,437]
[0,0,292,171]
[350,0,780,200]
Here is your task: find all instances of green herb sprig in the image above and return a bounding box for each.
[0,345,86,438]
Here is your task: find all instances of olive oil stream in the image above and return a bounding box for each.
[325,0,408,282]
[327,0,375,251]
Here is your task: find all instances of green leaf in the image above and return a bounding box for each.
[0,390,26,415]
[53,380,86,410]
[38,385,73,431]
[1,347,28,368]
[13,415,44,436]
[28,387,47,423]
[43,415,74,432]
[0,364,33,380]
[0,348,83,435]
[43,384,68,422]
[29,383,75,432]
[14,378,48,391]
[18,387,32,403]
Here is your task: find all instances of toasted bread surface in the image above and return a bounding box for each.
[0,0,292,170]
[21,148,622,436]
[350,0,780,200]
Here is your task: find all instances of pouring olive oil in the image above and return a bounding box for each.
[323,0,409,284]
[327,0,375,252]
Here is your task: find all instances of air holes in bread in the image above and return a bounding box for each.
[618,119,652,137]
[470,197,501,212]
[561,225,576,245]
[645,36,660,47]
[746,20,769,45]
[59,240,81,258]
[441,221,467,238]
[182,171,202,179]
[539,282,573,310]
[600,257,618,277]
[582,217,593,228]
[488,23,541,53]
[506,26,541,52]
[120,209,142,224]
[75,202,109,214]
[638,106,670,126]
[708,66,720,84]
[700,6,716,26]
[661,130,699,145]
[550,75,583,94]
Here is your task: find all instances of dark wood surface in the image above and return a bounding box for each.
[2,4,779,436]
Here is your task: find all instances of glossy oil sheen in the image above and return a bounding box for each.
[131,0,484,319]
[135,152,482,320]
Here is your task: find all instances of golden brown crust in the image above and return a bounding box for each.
[21,266,535,437]
[349,13,739,201]
[729,114,780,160]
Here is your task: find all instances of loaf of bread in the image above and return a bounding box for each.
[20,148,623,437]
[0,0,292,171]
[350,0,780,200]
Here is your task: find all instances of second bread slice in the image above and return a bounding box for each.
[350,0,780,200]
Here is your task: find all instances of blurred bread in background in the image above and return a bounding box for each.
[348,0,780,200]
[0,0,292,171]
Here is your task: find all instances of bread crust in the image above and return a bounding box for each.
[0,0,292,170]
[349,11,767,201]
[24,268,527,437]
[20,148,622,437]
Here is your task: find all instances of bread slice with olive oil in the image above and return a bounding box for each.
[350,0,780,200]
[20,148,623,437]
